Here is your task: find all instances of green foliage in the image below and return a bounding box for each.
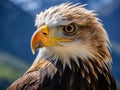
[0,51,29,90]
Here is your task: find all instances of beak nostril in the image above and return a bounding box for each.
[42,32,47,36]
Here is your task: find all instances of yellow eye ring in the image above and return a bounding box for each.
[63,24,77,35]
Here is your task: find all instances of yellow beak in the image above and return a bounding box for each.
[30,25,72,54]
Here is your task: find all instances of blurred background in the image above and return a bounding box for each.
[0,0,120,89]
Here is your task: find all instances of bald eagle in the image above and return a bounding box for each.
[7,3,116,90]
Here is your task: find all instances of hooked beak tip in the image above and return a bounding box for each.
[31,46,35,55]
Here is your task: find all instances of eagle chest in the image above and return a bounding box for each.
[40,63,116,90]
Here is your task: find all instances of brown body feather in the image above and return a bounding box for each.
[7,59,116,90]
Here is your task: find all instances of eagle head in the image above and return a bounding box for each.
[31,3,111,70]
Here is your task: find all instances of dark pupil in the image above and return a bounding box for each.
[67,26,72,31]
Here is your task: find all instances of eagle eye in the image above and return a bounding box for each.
[63,24,77,35]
